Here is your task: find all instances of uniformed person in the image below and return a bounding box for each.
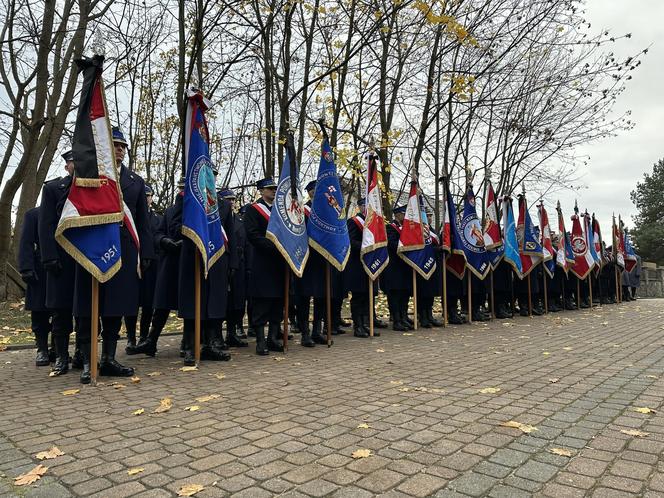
[125,184,162,353]
[416,217,444,327]
[243,177,286,355]
[39,151,77,376]
[18,207,52,366]
[73,127,155,383]
[381,205,414,331]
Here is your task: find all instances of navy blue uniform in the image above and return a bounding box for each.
[153,202,181,311]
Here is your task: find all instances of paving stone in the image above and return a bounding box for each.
[448,472,498,496]
[397,473,448,497]
[514,460,559,482]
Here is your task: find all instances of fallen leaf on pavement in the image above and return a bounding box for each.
[356,423,371,429]
[180,366,198,372]
[479,387,501,394]
[563,347,573,351]
[184,405,200,412]
[195,394,221,403]
[351,448,372,459]
[127,467,144,476]
[620,429,649,438]
[390,380,404,385]
[35,447,64,460]
[375,349,385,353]
[61,389,79,396]
[154,398,172,413]
[501,420,538,434]
[549,378,559,383]
[14,465,48,485]
[549,448,572,457]
[147,371,162,377]
[633,407,657,414]
[131,376,141,384]
[399,387,410,392]
[213,372,226,380]
[542,352,551,356]
[402,333,414,336]
[133,408,145,416]
[178,484,205,496]
[273,357,286,362]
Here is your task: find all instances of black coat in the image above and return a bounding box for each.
[229,215,247,310]
[73,166,155,317]
[18,208,47,312]
[244,199,286,299]
[176,194,238,319]
[153,203,181,311]
[344,215,377,294]
[295,203,326,298]
[38,176,76,310]
[417,233,443,298]
[139,209,162,308]
[380,222,413,293]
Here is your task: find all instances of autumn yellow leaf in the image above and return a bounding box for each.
[131,376,141,384]
[213,372,226,380]
[35,447,64,460]
[549,448,572,457]
[14,465,48,486]
[376,349,385,353]
[273,357,286,362]
[178,484,205,496]
[195,394,221,403]
[633,407,657,414]
[542,352,551,356]
[113,383,126,389]
[184,405,200,412]
[154,398,172,413]
[501,420,538,434]
[180,366,198,372]
[563,347,573,351]
[479,387,501,394]
[402,333,414,336]
[133,408,145,416]
[127,467,144,476]
[399,387,410,392]
[351,448,372,459]
[549,378,559,383]
[390,380,404,385]
[61,389,80,396]
[147,371,162,377]
[621,429,649,438]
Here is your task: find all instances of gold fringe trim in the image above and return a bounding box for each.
[397,242,425,254]
[181,226,226,279]
[75,177,104,188]
[360,239,388,256]
[309,238,350,272]
[361,256,389,282]
[54,232,122,283]
[398,252,436,280]
[444,250,467,280]
[266,231,310,278]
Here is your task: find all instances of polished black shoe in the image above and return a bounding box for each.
[374,317,388,329]
[564,298,576,310]
[418,313,433,328]
[125,337,136,355]
[35,350,50,367]
[311,321,327,344]
[267,324,284,352]
[392,320,409,331]
[129,337,157,357]
[353,320,369,338]
[448,311,465,325]
[255,326,269,355]
[179,336,185,358]
[362,315,379,336]
[201,345,231,361]
[99,340,134,377]
[227,333,248,348]
[71,349,84,369]
[548,302,562,312]
[183,350,196,366]
[50,334,70,376]
[79,349,91,384]
[472,311,490,322]
[300,328,315,347]
[532,305,545,316]
[580,299,591,309]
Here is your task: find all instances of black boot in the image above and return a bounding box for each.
[48,334,56,363]
[255,326,269,355]
[202,323,231,361]
[124,319,137,355]
[226,319,248,348]
[311,320,327,344]
[51,334,69,376]
[428,308,443,327]
[353,311,368,338]
[267,323,284,352]
[182,327,195,366]
[374,315,388,329]
[362,314,379,336]
[129,326,161,357]
[448,308,465,325]
[236,321,247,340]
[80,347,91,384]
[495,303,512,319]
[564,297,576,310]
[35,330,50,366]
[392,306,408,331]
[99,339,134,377]
[300,322,315,347]
[419,309,433,328]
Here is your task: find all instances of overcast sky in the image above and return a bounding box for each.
[555,0,664,229]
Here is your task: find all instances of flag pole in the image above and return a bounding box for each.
[561,274,566,312]
[194,252,201,364]
[91,276,99,386]
[369,277,374,338]
[527,273,533,317]
[588,274,593,309]
[490,269,496,319]
[283,267,290,352]
[325,262,332,347]
[467,275,472,324]
[412,269,418,330]
[542,269,548,313]
[576,278,581,309]
[442,255,448,327]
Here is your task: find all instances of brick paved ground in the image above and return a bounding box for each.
[1,299,664,497]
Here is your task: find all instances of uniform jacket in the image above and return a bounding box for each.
[153,202,182,311]
[18,207,47,311]
[380,221,413,293]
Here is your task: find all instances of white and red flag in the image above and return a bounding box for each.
[397,180,425,253]
[570,202,595,279]
[360,154,389,279]
[483,182,502,250]
[537,202,556,278]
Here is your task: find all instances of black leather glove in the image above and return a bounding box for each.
[141,259,152,272]
[20,270,37,284]
[43,259,62,275]
[160,237,181,253]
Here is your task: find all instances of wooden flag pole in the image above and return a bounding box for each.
[442,254,448,327]
[616,267,621,303]
[325,263,332,347]
[369,277,374,338]
[91,276,99,386]
[490,269,496,319]
[542,269,548,313]
[576,278,581,309]
[194,252,201,364]
[588,274,593,309]
[412,269,418,330]
[467,275,473,324]
[561,274,566,312]
[283,267,290,352]
[527,273,533,317]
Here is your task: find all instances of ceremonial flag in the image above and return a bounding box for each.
[266,136,309,277]
[55,55,124,283]
[442,180,467,278]
[501,197,522,275]
[360,154,389,279]
[182,89,225,276]
[555,201,574,273]
[516,195,542,278]
[592,213,605,268]
[308,133,350,270]
[397,180,425,252]
[538,202,556,278]
[483,182,503,269]
[612,214,625,270]
[584,211,600,268]
[570,203,595,280]
[623,227,638,272]
[458,187,489,279]
[400,194,437,279]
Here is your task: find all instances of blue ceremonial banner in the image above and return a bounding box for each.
[584,213,600,267]
[459,187,489,279]
[308,136,350,270]
[182,89,225,276]
[501,197,523,275]
[267,143,309,277]
[400,197,436,279]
